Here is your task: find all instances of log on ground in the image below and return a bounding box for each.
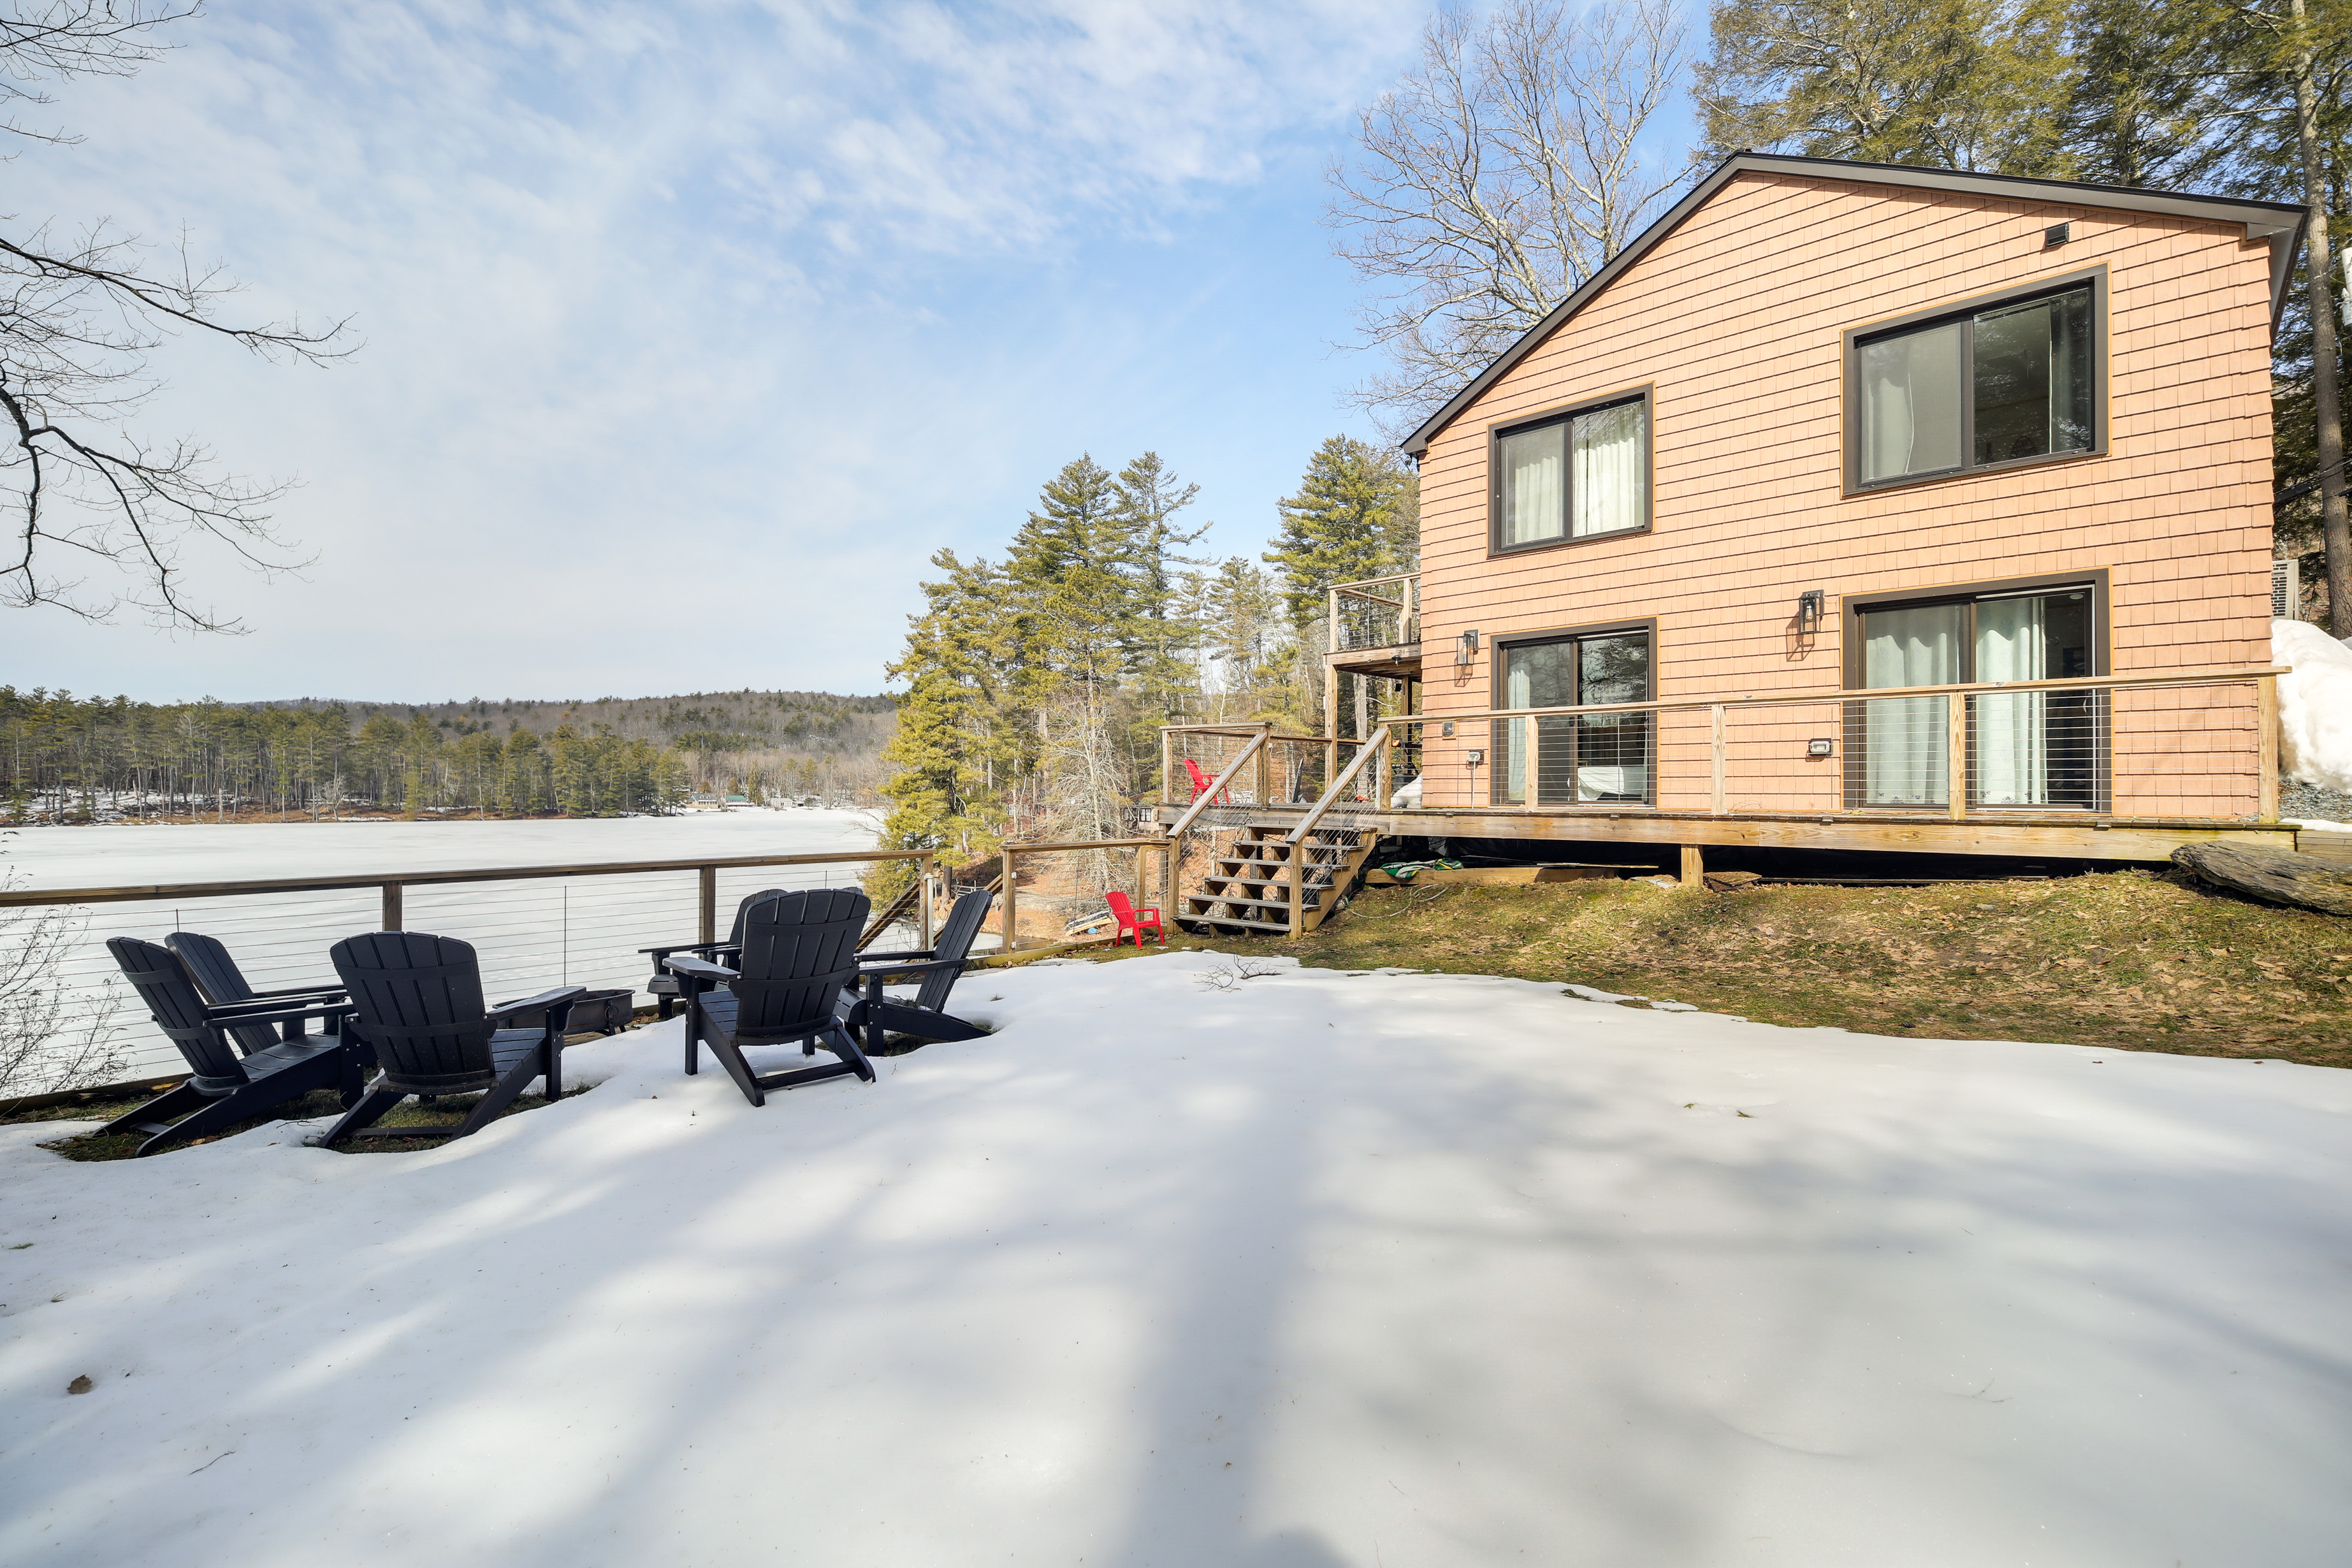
[2170,843,2352,915]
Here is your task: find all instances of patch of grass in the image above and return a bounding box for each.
[8,1084,590,1162]
[1111,868,2352,1070]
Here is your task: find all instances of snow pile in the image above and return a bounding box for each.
[2274,617,2352,792]
[3,955,2346,1565]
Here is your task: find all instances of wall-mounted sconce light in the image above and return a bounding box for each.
[1806,738,1834,758]
[1796,590,1825,636]
[1465,748,1485,767]
[1455,628,1481,669]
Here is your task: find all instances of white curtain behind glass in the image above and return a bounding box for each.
[1504,659,1532,799]
[1501,425,1564,545]
[1975,597,2049,806]
[1861,323,1963,482]
[1864,604,1963,805]
[1571,402,1644,537]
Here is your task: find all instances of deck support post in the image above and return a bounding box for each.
[1945,695,1969,821]
[1679,845,1704,885]
[381,882,402,931]
[698,864,718,946]
[1001,848,1018,954]
[1160,729,1173,809]
[2257,674,2281,822]
[1710,705,1727,815]
[1255,722,1272,806]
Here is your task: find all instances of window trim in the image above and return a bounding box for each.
[1841,265,2109,497]
[1486,384,1655,557]
[1488,618,1658,808]
[1838,570,2110,813]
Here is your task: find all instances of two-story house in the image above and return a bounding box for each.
[1162,154,2309,933]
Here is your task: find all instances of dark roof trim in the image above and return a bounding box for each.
[1400,152,2309,458]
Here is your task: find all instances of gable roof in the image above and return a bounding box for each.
[1400,152,2308,458]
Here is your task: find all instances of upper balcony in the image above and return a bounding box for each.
[1326,574,1420,682]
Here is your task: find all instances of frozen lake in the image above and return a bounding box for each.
[5,812,882,1089]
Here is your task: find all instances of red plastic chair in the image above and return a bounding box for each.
[1105,890,1165,947]
[1183,757,1228,804]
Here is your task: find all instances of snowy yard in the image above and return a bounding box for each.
[6,811,879,1085]
[3,952,2347,1566]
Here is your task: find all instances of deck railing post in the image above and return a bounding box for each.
[918,853,935,948]
[381,882,402,931]
[1160,729,1173,809]
[1001,846,1017,954]
[1522,713,1539,806]
[1255,723,1271,806]
[1946,695,1969,821]
[1288,838,1304,939]
[1710,704,1727,815]
[2256,674,2281,822]
[698,864,718,945]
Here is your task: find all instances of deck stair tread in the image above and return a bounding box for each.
[1178,821,1383,935]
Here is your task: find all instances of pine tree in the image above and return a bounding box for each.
[2063,0,2219,187]
[1264,435,1420,625]
[1697,0,2075,175]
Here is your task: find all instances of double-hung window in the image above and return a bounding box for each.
[1849,271,2102,490]
[1492,390,1651,552]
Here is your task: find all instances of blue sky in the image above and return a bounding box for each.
[6,1,1697,704]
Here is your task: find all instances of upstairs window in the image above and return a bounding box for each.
[1850,273,2101,489]
[1492,391,1650,552]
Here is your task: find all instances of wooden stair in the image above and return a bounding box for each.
[1179,822,1382,936]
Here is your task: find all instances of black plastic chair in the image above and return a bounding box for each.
[669,889,877,1107]
[166,930,350,1057]
[641,887,790,1019]
[98,938,369,1158]
[848,886,994,1045]
[319,931,586,1147]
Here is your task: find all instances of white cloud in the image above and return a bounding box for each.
[4,0,1432,699]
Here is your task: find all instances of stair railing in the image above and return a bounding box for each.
[1161,727,1274,915]
[1281,728,1393,937]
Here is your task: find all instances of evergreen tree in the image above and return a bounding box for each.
[1264,436,1420,625]
[2063,0,2219,187]
[1696,0,2074,175]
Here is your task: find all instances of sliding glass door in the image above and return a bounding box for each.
[1495,629,1652,806]
[1854,586,2098,810]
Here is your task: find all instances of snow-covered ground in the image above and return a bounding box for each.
[3,952,2345,1567]
[6,812,879,1087]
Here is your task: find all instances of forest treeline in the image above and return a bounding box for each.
[1,687,897,821]
[875,442,1416,876]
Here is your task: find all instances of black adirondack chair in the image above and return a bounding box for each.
[847,885,994,1046]
[166,930,350,1057]
[319,931,587,1147]
[668,888,877,1107]
[98,938,370,1158]
[641,887,790,1020]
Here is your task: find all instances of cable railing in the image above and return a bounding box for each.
[1369,665,2285,824]
[3,848,939,1093]
[1328,573,1419,653]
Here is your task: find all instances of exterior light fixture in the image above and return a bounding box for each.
[1807,738,1835,758]
[1455,628,1481,669]
[1796,590,1825,635]
[1465,749,1485,767]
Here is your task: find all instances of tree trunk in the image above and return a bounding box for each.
[2290,0,2348,634]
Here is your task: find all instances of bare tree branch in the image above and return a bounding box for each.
[1326,0,1692,436]
[0,4,352,632]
